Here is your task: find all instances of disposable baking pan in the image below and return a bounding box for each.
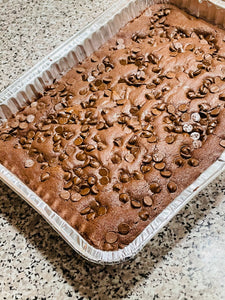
[1,0,225,264]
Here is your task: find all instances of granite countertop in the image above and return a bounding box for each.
[0,0,225,299]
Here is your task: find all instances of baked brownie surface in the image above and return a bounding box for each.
[1,4,225,250]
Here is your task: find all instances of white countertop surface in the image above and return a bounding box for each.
[0,0,225,299]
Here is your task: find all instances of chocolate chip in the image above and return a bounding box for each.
[57,83,66,92]
[166,72,175,79]
[55,126,63,134]
[91,185,99,194]
[116,99,126,106]
[40,172,50,182]
[99,168,108,176]
[185,43,195,51]
[64,181,73,189]
[174,126,183,134]
[74,168,83,178]
[152,66,161,73]
[80,207,91,215]
[133,171,143,180]
[143,196,153,206]
[24,159,34,168]
[19,122,28,130]
[191,112,201,122]
[65,145,74,156]
[100,177,109,185]
[209,85,219,94]
[149,182,161,193]
[113,183,121,192]
[119,193,130,203]
[66,78,74,85]
[219,93,225,101]
[147,135,157,143]
[167,181,177,193]
[131,200,141,208]
[142,154,152,164]
[58,117,68,125]
[105,232,118,244]
[76,152,86,161]
[97,142,106,151]
[64,172,72,181]
[118,223,130,235]
[73,176,81,186]
[180,145,192,159]
[178,104,188,112]
[53,134,61,143]
[97,206,107,216]
[219,140,225,148]
[187,91,196,100]
[175,157,184,167]
[111,154,122,164]
[90,159,100,168]
[120,173,130,183]
[87,212,96,221]
[129,135,138,145]
[70,192,82,202]
[181,113,190,123]
[199,103,211,111]
[210,107,220,117]
[26,114,35,123]
[141,165,152,173]
[151,108,161,116]
[165,135,175,144]
[124,153,135,163]
[114,137,122,147]
[183,124,193,133]
[10,120,19,129]
[80,187,90,196]
[139,210,149,221]
[161,169,172,178]
[167,104,175,114]
[85,144,94,152]
[154,162,165,170]
[145,93,154,100]
[60,190,70,200]
[88,176,97,186]
[59,153,68,161]
[153,152,164,162]
[188,158,199,167]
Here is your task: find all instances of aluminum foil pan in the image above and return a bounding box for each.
[1,0,225,264]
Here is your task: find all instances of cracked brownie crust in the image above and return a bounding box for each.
[1,4,225,250]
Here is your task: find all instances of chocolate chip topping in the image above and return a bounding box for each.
[188,158,199,167]
[60,190,70,200]
[118,223,130,235]
[99,168,108,176]
[219,140,225,148]
[119,193,130,203]
[105,232,118,244]
[167,181,177,193]
[24,159,34,168]
[139,210,149,221]
[149,182,161,193]
[131,200,141,208]
[143,196,153,206]
[165,135,175,144]
[40,172,50,182]
[70,192,82,202]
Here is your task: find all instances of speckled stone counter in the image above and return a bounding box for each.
[0,1,225,299]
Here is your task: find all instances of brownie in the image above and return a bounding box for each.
[1,4,225,251]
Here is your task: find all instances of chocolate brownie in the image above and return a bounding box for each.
[1,4,225,251]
